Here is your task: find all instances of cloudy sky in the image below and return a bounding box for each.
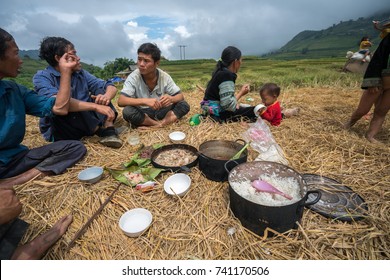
[1,0,388,66]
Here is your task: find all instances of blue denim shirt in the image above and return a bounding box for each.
[0,80,55,165]
[33,66,114,140]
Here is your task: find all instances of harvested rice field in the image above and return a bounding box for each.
[18,85,389,260]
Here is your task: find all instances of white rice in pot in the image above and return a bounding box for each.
[230,173,302,206]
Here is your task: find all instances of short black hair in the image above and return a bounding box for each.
[260,83,281,98]
[39,36,74,67]
[137,43,161,62]
[0,28,14,59]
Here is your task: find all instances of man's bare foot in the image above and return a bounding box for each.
[343,120,353,130]
[365,135,382,144]
[137,123,163,131]
[160,111,178,126]
[11,214,73,260]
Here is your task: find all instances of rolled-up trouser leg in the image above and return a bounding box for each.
[155,100,190,120]
[122,106,147,127]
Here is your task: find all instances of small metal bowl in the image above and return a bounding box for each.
[78,166,104,184]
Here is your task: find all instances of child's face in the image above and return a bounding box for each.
[260,91,277,106]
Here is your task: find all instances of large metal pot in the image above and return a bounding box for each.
[198,139,247,182]
[151,144,198,172]
[227,161,321,237]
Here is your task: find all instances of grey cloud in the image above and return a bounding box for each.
[1,0,389,65]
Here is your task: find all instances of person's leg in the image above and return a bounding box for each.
[0,141,86,188]
[282,108,300,118]
[122,106,159,128]
[365,89,390,142]
[162,100,190,126]
[11,214,73,260]
[0,168,47,189]
[344,89,381,129]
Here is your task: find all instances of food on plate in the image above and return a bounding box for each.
[154,148,197,167]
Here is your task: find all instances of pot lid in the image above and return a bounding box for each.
[303,173,368,222]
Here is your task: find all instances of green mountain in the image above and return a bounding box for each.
[12,56,102,88]
[263,10,390,59]
[20,49,40,60]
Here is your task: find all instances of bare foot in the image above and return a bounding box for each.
[11,214,73,260]
[365,135,382,144]
[160,111,178,126]
[343,120,353,130]
[137,124,163,131]
[283,108,300,118]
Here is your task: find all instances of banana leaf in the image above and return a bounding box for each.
[107,165,163,187]
[123,143,164,168]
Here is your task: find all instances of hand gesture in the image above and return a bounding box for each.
[58,53,78,74]
[241,84,250,95]
[91,94,110,106]
[146,98,162,110]
[159,95,173,107]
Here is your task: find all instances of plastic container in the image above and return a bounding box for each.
[189,114,201,126]
[127,131,140,146]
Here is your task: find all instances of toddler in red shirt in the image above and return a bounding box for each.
[255,83,283,126]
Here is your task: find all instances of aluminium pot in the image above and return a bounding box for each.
[227,161,321,237]
[198,139,248,182]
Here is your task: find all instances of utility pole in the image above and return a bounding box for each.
[178,45,187,60]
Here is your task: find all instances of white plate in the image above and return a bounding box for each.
[119,208,153,237]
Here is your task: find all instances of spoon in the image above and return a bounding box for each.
[251,179,293,200]
[230,142,250,160]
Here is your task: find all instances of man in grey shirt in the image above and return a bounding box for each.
[118,43,190,129]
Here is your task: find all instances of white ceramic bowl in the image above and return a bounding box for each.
[164,173,191,197]
[119,208,153,237]
[78,166,103,183]
[169,131,186,143]
[254,104,266,117]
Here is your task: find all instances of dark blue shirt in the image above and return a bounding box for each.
[0,80,55,165]
[33,66,114,140]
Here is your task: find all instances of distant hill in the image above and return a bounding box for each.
[20,49,40,60]
[13,56,103,88]
[263,10,390,59]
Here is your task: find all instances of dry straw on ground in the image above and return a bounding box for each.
[18,86,389,260]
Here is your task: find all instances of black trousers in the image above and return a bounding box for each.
[0,140,86,179]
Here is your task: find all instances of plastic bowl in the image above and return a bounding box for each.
[164,173,191,197]
[254,104,266,117]
[169,131,186,143]
[119,208,153,237]
[77,166,103,183]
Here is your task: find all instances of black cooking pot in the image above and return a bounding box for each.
[227,161,321,237]
[198,139,248,182]
[151,144,198,172]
